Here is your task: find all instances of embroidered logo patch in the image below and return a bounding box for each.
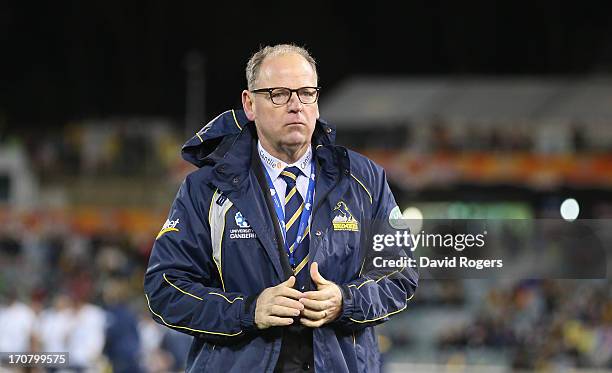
[230,211,257,239]
[234,212,250,228]
[332,201,359,232]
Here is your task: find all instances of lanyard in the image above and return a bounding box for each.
[263,162,316,267]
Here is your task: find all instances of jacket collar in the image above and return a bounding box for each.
[181,109,337,169]
[184,109,342,192]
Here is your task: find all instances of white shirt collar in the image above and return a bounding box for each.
[257,141,312,181]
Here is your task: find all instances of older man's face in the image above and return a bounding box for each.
[242,53,319,158]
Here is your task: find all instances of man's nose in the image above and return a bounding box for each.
[286,92,303,112]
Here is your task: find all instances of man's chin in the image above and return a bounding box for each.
[280,138,310,153]
[282,133,309,147]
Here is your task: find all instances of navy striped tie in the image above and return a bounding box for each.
[279,166,310,283]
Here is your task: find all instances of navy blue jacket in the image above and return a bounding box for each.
[144,110,418,372]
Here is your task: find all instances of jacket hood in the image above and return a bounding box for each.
[181,109,337,168]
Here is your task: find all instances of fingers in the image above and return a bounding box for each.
[270,305,301,318]
[297,282,343,328]
[299,317,326,328]
[276,296,305,311]
[310,262,318,277]
[301,307,326,320]
[275,286,304,300]
[301,290,331,301]
[299,297,330,311]
[275,276,303,300]
[257,275,341,330]
[255,277,303,329]
[265,316,294,327]
[255,294,302,329]
[300,306,340,327]
[310,262,329,286]
[281,276,296,287]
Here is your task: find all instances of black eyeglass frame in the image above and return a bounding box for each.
[250,86,321,105]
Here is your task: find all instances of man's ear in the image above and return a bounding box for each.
[242,90,256,121]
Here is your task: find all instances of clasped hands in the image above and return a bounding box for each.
[255,262,343,329]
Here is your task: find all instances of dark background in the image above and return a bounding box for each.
[3,1,612,127]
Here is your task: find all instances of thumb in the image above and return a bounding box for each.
[310,262,329,285]
[281,276,296,287]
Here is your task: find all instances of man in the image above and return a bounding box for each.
[144,44,418,372]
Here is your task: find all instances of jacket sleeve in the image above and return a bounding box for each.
[333,166,418,332]
[143,175,258,344]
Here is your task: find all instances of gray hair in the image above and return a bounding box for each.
[245,44,318,90]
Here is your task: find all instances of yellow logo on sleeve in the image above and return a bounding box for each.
[156,218,180,240]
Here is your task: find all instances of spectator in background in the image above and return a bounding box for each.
[103,278,144,373]
[160,329,192,372]
[36,293,73,354]
[139,313,175,373]
[65,279,106,371]
[0,291,36,353]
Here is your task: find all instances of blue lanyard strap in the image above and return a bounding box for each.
[263,162,316,267]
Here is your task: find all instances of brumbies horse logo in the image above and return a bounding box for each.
[332,201,359,232]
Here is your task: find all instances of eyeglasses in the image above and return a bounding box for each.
[251,86,321,105]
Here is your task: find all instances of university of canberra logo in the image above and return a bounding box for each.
[332,201,359,232]
[231,211,256,239]
[234,212,250,228]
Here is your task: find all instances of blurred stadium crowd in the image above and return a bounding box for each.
[11,119,184,180]
[0,225,191,372]
[436,280,612,369]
